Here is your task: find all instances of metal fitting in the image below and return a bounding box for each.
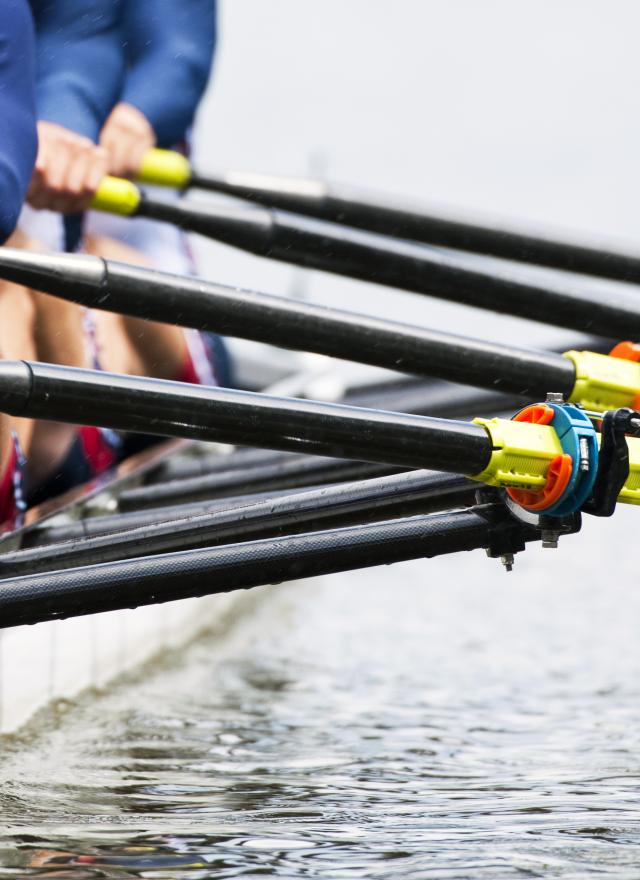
[500,553,515,572]
[541,529,560,549]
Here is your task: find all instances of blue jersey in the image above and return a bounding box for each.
[29,0,125,141]
[0,0,37,242]
[27,0,215,149]
[121,0,217,146]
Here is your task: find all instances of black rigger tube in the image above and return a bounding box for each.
[20,488,317,547]
[0,249,578,397]
[0,471,474,577]
[0,505,538,628]
[118,456,405,511]
[129,196,640,337]
[185,169,640,286]
[0,360,491,474]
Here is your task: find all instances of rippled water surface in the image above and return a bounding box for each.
[2,508,640,878]
[5,0,640,875]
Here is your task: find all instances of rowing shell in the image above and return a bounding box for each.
[0,349,329,735]
[0,436,262,735]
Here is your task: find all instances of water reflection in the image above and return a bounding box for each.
[2,526,640,877]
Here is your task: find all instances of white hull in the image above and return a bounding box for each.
[0,590,250,735]
[0,361,319,736]
[0,437,255,736]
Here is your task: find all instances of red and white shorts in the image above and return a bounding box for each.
[0,432,26,533]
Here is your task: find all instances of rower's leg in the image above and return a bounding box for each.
[0,232,37,524]
[27,290,94,487]
[0,232,37,456]
[3,229,92,487]
[84,233,189,380]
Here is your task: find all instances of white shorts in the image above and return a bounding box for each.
[18,204,65,251]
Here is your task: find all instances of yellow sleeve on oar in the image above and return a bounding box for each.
[91,177,142,216]
[137,148,192,188]
[564,349,640,412]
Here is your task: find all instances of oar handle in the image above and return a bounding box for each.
[91,177,142,216]
[138,148,192,188]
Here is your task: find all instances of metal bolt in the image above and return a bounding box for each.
[546,392,565,404]
[579,436,590,471]
[541,530,560,549]
[500,553,514,572]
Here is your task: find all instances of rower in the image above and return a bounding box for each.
[3,0,126,508]
[83,0,232,400]
[0,0,38,530]
[0,0,225,521]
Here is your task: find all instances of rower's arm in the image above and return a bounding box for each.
[0,0,37,242]
[31,0,125,142]
[120,0,217,147]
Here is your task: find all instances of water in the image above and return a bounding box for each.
[2,510,640,877]
[4,1,640,875]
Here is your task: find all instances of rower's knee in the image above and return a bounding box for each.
[0,227,46,360]
[0,281,36,361]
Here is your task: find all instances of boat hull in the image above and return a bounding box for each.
[0,590,250,734]
[0,438,251,735]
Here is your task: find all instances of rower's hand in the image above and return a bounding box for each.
[27,122,108,213]
[100,102,156,179]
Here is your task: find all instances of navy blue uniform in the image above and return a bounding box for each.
[0,0,37,242]
[29,0,216,147]
[30,0,125,141]
[122,0,217,145]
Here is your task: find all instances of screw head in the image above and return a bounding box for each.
[545,392,565,404]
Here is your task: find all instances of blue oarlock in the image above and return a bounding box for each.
[543,403,598,516]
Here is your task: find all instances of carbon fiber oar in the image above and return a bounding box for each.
[0,359,492,474]
[85,177,640,337]
[4,248,640,416]
[137,149,640,287]
[123,380,525,509]
[4,359,636,521]
[0,248,586,400]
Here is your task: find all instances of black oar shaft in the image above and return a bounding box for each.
[139,198,640,339]
[0,249,577,398]
[122,380,523,510]
[0,360,491,475]
[0,471,473,576]
[0,506,528,628]
[191,171,640,285]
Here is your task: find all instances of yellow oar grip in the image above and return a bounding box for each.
[138,148,192,188]
[91,177,142,216]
